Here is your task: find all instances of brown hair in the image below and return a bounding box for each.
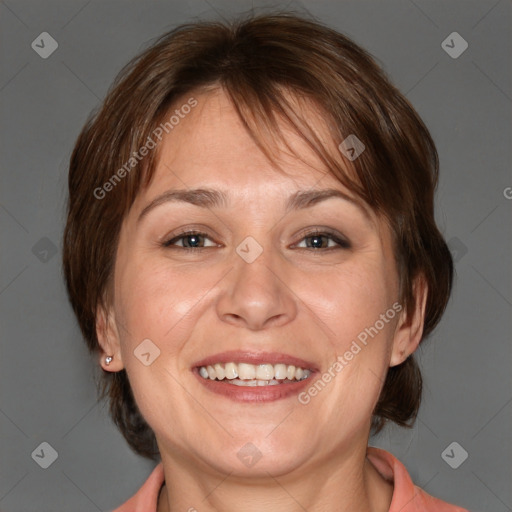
[63,12,453,460]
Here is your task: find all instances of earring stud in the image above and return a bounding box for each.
[105,356,113,366]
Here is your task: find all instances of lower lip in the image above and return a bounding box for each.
[193,369,315,402]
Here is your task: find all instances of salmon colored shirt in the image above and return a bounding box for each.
[112,446,469,512]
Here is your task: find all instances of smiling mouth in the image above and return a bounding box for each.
[197,362,312,386]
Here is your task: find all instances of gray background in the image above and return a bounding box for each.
[0,0,510,511]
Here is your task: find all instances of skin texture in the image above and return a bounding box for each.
[96,88,427,512]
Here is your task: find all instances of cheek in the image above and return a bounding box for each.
[113,257,170,355]
[298,258,398,406]
[306,259,397,344]
[113,255,217,359]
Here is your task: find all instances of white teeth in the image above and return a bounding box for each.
[238,363,256,380]
[256,364,274,380]
[214,363,225,380]
[197,362,312,383]
[229,379,281,387]
[274,364,287,380]
[224,362,238,379]
[230,379,257,387]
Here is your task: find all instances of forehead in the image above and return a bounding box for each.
[147,87,350,193]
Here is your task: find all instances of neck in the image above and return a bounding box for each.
[156,443,393,512]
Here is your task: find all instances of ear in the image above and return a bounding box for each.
[390,274,428,367]
[96,302,124,372]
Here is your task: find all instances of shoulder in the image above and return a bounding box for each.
[111,463,165,512]
[366,446,469,512]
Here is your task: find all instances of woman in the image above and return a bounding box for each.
[63,13,468,512]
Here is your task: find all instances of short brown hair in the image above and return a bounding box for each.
[63,12,453,460]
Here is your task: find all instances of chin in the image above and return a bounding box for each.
[194,432,315,478]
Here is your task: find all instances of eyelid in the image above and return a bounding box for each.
[160,224,222,245]
[162,230,219,248]
[292,228,350,250]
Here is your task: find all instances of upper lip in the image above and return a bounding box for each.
[192,350,318,371]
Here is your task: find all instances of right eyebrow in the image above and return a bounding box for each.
[137,188,227,223]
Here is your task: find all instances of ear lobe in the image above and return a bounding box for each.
[390,274,428,367]
[96,303,124,372]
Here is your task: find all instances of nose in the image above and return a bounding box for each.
[215,243,298,331]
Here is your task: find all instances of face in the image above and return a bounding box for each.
[99,88,420,477]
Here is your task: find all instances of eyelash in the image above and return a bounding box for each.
[161,229,351,252]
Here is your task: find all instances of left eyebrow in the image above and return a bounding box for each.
[137,186,371,223]
[285,188,371,220]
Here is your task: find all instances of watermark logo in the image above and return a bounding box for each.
[31,442,58,469]
[441,441,468,469]
[134,338,161,366]
[237,442,262,468]
[32,237,57,263]
[31,32,58,59]
[441,32,468,59]
[298,302,402,404]
[447,236,468,263]
[236,236,263,263]
[338,134,365,161]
